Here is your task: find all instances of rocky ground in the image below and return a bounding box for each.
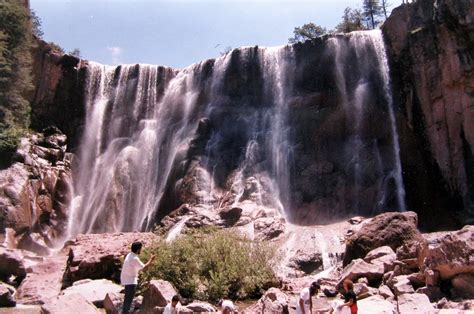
[0,211,472,313]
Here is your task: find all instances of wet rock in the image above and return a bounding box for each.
[288,250,323,274]
[64,232,158,285]
[357,295,397,314]
[41,293,98,314]
[141,280,177,312]
[343,212,424,266]
[61,279,122,308]
[244,287,289,314]
[419,225,474,280]
[254,217,285,240]
[450,273,474,299]
[219,207,242,226]
[0,283,16,307]
[184,302,217,313]
[397,293,435,313]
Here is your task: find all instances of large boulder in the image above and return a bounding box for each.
[16,255,68,305]
[103,292,142,314]
[141,280,177,312]
[61,279,123,307]
[397,293,435,314]
[357,295,397,314]
[41,293,98,314]
[363,246,395,263]
[288,250,323,274]
[64,232,158,285]
[338,258,385,287]
[419,225,474,280]
[343,212,425,266]
[244,288,289,314]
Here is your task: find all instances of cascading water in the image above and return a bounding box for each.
[68,30,406,236]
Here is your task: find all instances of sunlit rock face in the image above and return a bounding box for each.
[66,30,406,235]
[383,0,474,229]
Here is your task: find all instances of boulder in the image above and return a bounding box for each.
[450,273,474,299]
[364,246,395,263]
[141,280,177,312]
[378,285,394,299]
[103,292,142,314]
[397,293,435,314]
[244,288,289,314]
[406,272,425,289]
[61,279,122,307]
[416,286,444,302]
[41,293,98,314]
[357,295,397,314]
[370,253,397,273]
[343,212,425,266]
[184,301,217,313]
[219,207,242,226]
[424,269,440,286]
[254,217,285,240]
[353,283,378,300]
[288,250,323,274]
[338,258,384,287]
[64,232,158,285]
[16,255,68,305]
[419,225,474,280]
[390,276,414,296]
[0,248,27,280]
[0,283,16,307]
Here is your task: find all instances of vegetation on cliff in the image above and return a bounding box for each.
[142,228,278,302]
[0,1,35,163]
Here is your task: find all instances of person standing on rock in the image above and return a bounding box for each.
[121,241,155,314]
[296,281,321,314]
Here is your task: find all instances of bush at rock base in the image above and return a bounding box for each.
[142,228,278,302]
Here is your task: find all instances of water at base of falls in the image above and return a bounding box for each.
[68,30,406,236]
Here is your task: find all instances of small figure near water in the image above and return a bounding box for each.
[217,299,236,313]
[296,281,321,314]
[120,241,155,314]
[329,279,357,314]
[164,294,182,314]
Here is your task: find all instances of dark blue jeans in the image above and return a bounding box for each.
[122,284,137,314]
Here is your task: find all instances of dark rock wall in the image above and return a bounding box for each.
[30,41,87,151]
[383,0,474,229]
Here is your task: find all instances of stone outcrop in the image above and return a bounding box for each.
[141,280,178,313]
[41,293,98,314]
[30,41,87,150]
[61,279,122,308]
[343,211,424,266]
[0,129,73,253]
[64,232,158,285]
[383,0,474,229]
[244,287,290,314]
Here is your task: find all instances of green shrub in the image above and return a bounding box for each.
[0,125,27,167]
[141,227,278,302]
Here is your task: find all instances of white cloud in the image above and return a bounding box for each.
[107,46,123,65]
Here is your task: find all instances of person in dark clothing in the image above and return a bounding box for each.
[340,279,357,314]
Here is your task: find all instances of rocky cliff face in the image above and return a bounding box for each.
[383,0,474,229]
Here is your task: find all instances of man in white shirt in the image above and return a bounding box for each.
[164,294,182,314]
[121,241,155,314]
[296,281,321,314]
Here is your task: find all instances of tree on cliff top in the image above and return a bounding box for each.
[288,23,327,44]
[363,0,384,29]
[336,7,367,33]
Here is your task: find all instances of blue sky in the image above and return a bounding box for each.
[30,0,403,68]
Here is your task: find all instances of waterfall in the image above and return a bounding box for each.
[68,30,406,235]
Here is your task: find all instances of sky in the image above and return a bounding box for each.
[30,0,403,69]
